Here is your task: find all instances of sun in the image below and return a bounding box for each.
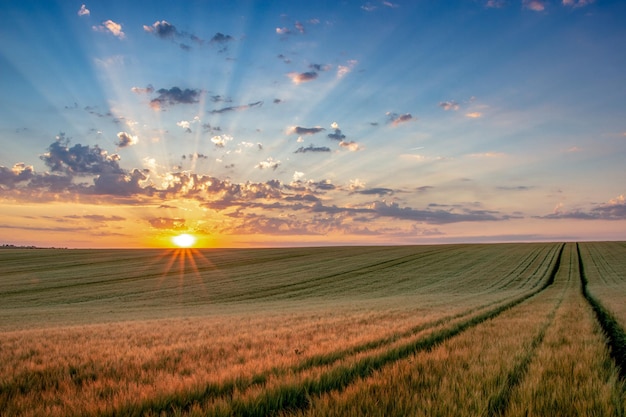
[172,233,196,248]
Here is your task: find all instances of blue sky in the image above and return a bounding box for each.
[1,0,625,248]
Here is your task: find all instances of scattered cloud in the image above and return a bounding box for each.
[144,20,178,39]
[116,131,138,148]
[287,126,325,135]
[309,63,332,72]
[255,158,280,170]
[465,112,482,118]
[294,145,331,153]
[361,3,378,12]
[131,85,154,95]
[78,4,90,16]
[210,101,263,114]
[537,195,626,220]
[211,134,234,148]
[328,128,346,141]
[566,146,582,153]
[387,112,414,126]
[211,32,234,44]
[339,141,362,151]
[523,0,546,11]
[337,60,358,78]
[439,101,460,111]
[149,87,202,110]
[93,20,125,39]
[287,71,318,84]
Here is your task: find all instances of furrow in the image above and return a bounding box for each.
[578,243,626,380]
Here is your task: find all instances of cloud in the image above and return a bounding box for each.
[294,145,331,153]
[562,0,595,7]
[143,20,208,49]
[439,101,459,111]
[148,217,186,230]
[287,126,325,135]
[93,20,125,39]
[77,4,90,16]
[116,132,138,148]
[361,3,377,12]
[466,112,482,118]
[387,112,414,126]
[357,188,394,196]
[149,87,202,110]
[255,158,280,170]
[276,27,291,35]
[211,134,234,148]
[369,201,503,224]
[339,141,363,151]
[328,129,346,141]
[211,32,234,44]
[210,101,263,114]
[41,136,123,176]
[523,0,546,11]
[539,195,626,221]
[309,63,332,72]
[0,163,35,188]
[468,152,505,158]
[287,72,318,84]
[143,20,178,39]
[485,0,506,7]
[337,60,358,78]
[131,85,154,95]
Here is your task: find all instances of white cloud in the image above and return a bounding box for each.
[293,171,305,181]
[465,112,482,118]
[93,20,125,39]
[255,158,280,170]
[78,4,90,16]
[211,134,233,148]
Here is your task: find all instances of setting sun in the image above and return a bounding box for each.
[172,234,196,248]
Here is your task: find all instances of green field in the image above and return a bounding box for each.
[1,242,625,416]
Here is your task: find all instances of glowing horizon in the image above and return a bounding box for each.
[0,1,625,248]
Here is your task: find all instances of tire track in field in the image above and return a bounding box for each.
[485,243,573,416]
[578,243,626,380]
[105,244,565,417]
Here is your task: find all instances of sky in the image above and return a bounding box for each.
[0,0,625,248]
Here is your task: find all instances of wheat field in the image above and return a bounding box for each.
[0,242,624,416]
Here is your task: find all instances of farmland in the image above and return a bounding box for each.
[0,242,625,416]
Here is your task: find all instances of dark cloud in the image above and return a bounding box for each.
[0,163,35,188]
[273,98,282,104]
[294,145,331,153]
[210,101,263,114]
[309,63,331,72]
[150,87,202,110]
[143,21,209,50]
[287,71,318,84]
[327,129,346,141]
[144,20,178,39]
[41,137,123,176]
[496,186,532,191]
[357,188,394,196]
[116,131,138,148]
[387,112,414,126]
[211,32,234,43]
[288,126,325,135]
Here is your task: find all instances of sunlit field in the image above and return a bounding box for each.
[1,243,625,416]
